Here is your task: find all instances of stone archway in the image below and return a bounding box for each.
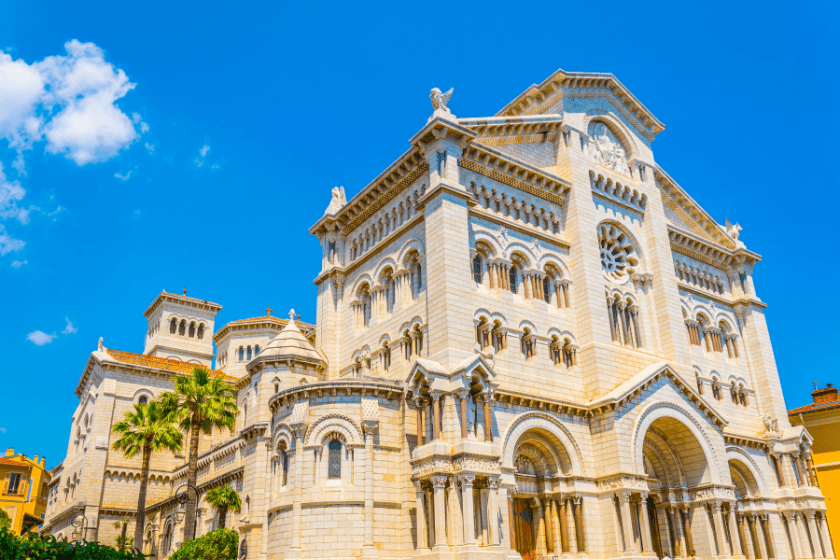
[509,427,585,560]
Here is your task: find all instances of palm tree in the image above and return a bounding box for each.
[205,485,242,529]
[113,518,129,550]
[112,401,183,551]
[160,367,237,542]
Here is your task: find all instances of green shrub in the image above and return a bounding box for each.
[0,527,146,559]
[168,528,238,560]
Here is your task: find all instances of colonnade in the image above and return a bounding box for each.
[413,390,493,445]
[509,492,587,557]
[607,298,642,347]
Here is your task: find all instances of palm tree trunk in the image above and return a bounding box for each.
[184,413,201,542]
[120,521,128,550]
[133,443,152,550]
[218,505,228,529]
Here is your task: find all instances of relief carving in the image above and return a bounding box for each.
[587,123,631,177]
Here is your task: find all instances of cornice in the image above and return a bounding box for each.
[268,379,402,412]
[589,169,647,214]
[214,317,315,343]
[495,70,665,138]
[677,283,736,307]
[143,292,222,318]
[469,206,571,250]
[460,144,571,207]
[459,115,564,142]
[309,149,427,237]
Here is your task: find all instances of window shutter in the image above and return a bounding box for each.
[3,474,9,493]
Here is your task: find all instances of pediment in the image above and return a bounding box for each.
[589,361,728,428]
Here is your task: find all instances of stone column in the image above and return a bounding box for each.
[784,513,803,560]
[545,498,556,553]
[560,496,570,554]
[534,498,547,556]
[414,481,429,551]
[619,492,637,553]
[712,502,728,557]
[431,392,441,441]
[289,426,307,558]
[760,515,775,559]
[807,512,824,559]
[431,476,448,549]
[460,475,476,546]
[682,505,694,556]
[820,514,835,558]
[670,506,685,557]
[458,390,469,439]
[362,422,377,559]
[728,506,743,558]
[548,497,561,554]
[487,478,500,547]
[661,504,675,557]
[568,497,579,555]
[640,494,654,555]
[414,398,425,446]
[447,476,463,546]
[739,514,754,560]
[750,515,766,560]
[507,490,516,553]
[771,456,786,487]
[574,496,587,553]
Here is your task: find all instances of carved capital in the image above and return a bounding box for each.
[458,474,476,487]
[430,475,448,489]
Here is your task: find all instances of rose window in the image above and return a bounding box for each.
[598,224,638,280]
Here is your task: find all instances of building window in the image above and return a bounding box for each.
[5,473,22,494]
[543,277,552,304]
[382,343,391,372]
[254,345,260,355]
[328,439,342,479]
[473,255,482,284]
[170,318,177,334]
[189,322,196,338]
[197,324,205,339]
[138,396,148,405]
[247,346,252,360]
[239,346,244,361]
[509,267,518,294]
[179,320,186,336]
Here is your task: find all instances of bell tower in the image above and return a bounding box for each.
[142,290,222,366]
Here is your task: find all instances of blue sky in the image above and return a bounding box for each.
[1,0,838,467]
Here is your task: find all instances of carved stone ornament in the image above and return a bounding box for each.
[596,476,649,492]
[411,459,452,477]
[693,487,736,502]
[453,456,502,475]
[430,87,454,113]
[324,186,347,216]
[587,123,631,177]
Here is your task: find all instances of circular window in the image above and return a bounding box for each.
[598,224,638,280]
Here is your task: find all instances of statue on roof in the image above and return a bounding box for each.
[725,217,742,241]
[430,87,454,113]
[98,337,104,352]
[324,186,346,216]
[289,309,296,321]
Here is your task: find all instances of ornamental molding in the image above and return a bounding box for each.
[596,474,650,492]
[692,486,736,502]
[452,456,502,476]
[590,170,647,213]
[411,458,452,478]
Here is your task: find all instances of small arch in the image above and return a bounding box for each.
[178,320,186,336]
[169,318,177,334]
[189,321,196,337]
[197,323,205,340]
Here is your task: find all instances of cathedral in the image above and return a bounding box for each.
[42,69,833,560]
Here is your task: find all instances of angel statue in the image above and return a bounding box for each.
[323,186,347,216]
[430,87,454,113]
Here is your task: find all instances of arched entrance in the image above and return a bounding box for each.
[509,427,585,560]
[635,415,714,559]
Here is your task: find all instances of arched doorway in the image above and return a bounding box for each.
[638,416,713,558]
[510,427,584,560]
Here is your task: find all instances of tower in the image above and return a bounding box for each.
[142,290,222,365]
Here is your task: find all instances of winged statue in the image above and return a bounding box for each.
[430,87,454,112]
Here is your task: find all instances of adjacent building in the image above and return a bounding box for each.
[41,69,833,560]
[1,448,51,534]
[789,384,840,552]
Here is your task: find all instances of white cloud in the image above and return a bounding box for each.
[0,162,28,223]
[27,330,57,345]
[194,144,210,167]
[144,142,154,154]
[0,224,24,255]
[114,169,133,181]
[10,259,27,268]
[62,317,78,334]
[0,428,6,434]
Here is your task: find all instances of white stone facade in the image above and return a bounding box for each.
[42,69,832,560]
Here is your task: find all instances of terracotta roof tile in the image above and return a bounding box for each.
[105,349,236,382]
[788,401,840,415]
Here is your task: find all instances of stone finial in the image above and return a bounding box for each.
[430,87,453,112]
[324,186,346,216]
[289,309,296,321]
[98,337,104,352]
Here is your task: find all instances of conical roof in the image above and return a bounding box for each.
[249,310,324,367]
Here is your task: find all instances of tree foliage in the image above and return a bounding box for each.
[0,509,11,532]
[159,367,237,541]
[205,485,241,529]
[168,528,238,560]
[0,528,146,559]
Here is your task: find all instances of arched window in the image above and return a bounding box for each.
[247,346,252,360]
[255,345,260,355]
[278,444,289,487]
[711,378,722,400]
[476,318,490,349]
[170,318,177,334]
[189,322,196,337]
[179,320,186,336]
[138,396,148,405]
[472,254,482,284]
[509,267,518,294]
[382,343,391,372]
[239,346,244,361]
[197,324,204,339]
[543,277,552,304]
[328,439,342,479]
